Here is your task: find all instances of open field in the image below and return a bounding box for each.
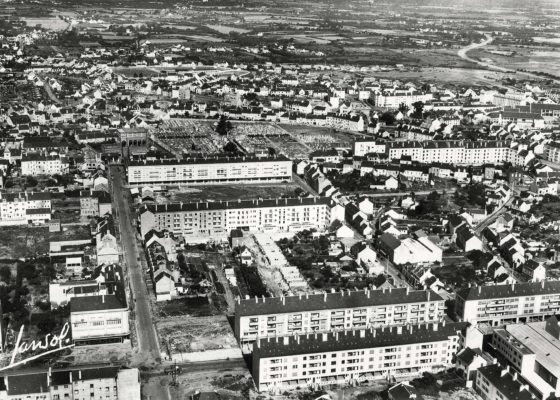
[159,315,237,354]
[167,183,303,203]
[0,226,49,260]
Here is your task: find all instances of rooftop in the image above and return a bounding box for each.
[236,287,442,317]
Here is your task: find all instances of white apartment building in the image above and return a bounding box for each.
[0,191,51,225]
[70,294,129,345]
[544,142,560,164]
[252,321,464,393]
[388,140,519,166]
[235,287,446,350]
[492,317,560,399]
[353,140,387,157]
[127,155,292,185]
[373,91,434,108]
[139,197,332,241]
[21,154,69,176]
[455,281,560,326]
[474,364,537,400]
[1,366,140,400]
[353,140,519,166]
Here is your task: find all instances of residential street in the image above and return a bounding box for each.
[109,166,161,360]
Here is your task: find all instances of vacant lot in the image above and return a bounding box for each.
[159,315,237,355]
[0,226,49,260]
[168,183,302,203]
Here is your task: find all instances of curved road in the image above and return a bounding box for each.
[458,35,560,84]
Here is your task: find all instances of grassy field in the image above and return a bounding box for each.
[0,226,49,260]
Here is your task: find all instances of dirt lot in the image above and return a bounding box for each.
[159,315,237,354]
[0,226,49,259]
[168,183,303,203]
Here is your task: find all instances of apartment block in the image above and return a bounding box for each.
[353,139,520,166]
[252,321,465,392]
[491,316,560,398]
[1,365,140,400]
[474,364,537,400]
[70,294,129,345]
[139,197,332,241]
[0,191,51,225]
[235,288,446,350]
[544,142,560,164]
[373,91,434,108]
[126,155,292,185]
[21,154,68,176]
[455,281,560,326]
[80,190,112,217]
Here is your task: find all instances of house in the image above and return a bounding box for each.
[455,225,483,252]
[96,216,119,266]
[388,381,424,400]
[237,246,254,266]
[336,223,354,239]
[377,232,442,265]
[522,259,546,282]
[455,347,491,383]
[154,271,175,301]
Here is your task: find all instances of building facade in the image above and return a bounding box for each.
[70,294,129,345]
[127,155,292,185]
[139,197,332,241]
[1,365,140,400]
[455,281,560,326]
[235,288,446,350]
[0,191,51,225]
[252,321,464,392]
[21,154,68,176]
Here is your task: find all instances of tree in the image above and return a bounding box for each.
[0,266,11,283]
[25,176,38,188]
[379,111,396,126]
[216,115,233,136]
[411,101,424,119]
[398,103,409,114]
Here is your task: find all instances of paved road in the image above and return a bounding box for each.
[474,197,515,235]
[109,166,161,359]
[353,188,457,198]
[150,358,248,376]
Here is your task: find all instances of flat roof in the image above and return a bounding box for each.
[457,281,560,302]
[128,154,290,167]
[507,322,560,378]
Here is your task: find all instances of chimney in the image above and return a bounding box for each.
[255,296,258,303]
[511,283,515,291]
[397,326,402,334]
[322,333,328,342]
[501,366,509,377]
[257,339,261,348]
[324,292,327,302]
[478,286,482,294]
[360,330,365,338]
[283,336,289,345]
[513,372,518,381]
[406,287,410,295]
[433,323,438,331]
[282,296,286,306]
[262,295,266,303]
[102,295,105,303]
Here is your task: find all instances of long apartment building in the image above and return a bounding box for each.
[252,321,465,392]
[373,91,434,108]
[0,191,51,225]
[455,281,560,326]
[127,154,292,185]
[139,197,332,241]
[235,288,446,349]
[353,140,521,166]
[0,365,140,400]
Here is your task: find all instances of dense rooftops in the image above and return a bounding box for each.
[253,321,466,358]
[456,280,560,302]
[236,287,443,317]
[141,197,331,214]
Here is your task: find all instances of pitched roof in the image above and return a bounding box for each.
[456,280,560,302]
[236,287,442,317]
[253,322,466,359]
